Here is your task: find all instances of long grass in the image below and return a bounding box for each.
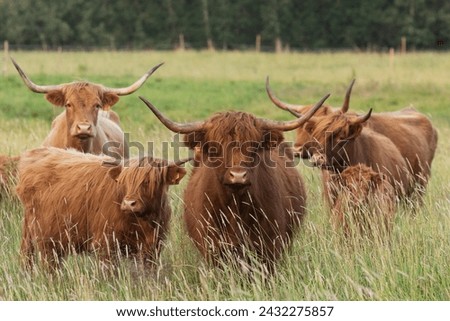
[0,51,448,300]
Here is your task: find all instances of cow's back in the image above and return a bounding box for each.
[367,110,437,182]
[16,148,118,247]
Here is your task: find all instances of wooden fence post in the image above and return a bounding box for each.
[178,34,185,51]
[256,34,261,52]
[401,36,406,54]
[275,37,282,53]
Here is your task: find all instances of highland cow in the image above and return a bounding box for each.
[139,93,329,273]
[267,78,438,195]
[12,58,164,157]
[16,147,188,269]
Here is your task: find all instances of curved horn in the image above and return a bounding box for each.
[285,107,302,118]
[266,76,305,112]
[341,79,356,113]
[353,108,373,124]
[11,57,63,93]
[103,62,164,96]
[260,93,330,131]
[139,96,205,133]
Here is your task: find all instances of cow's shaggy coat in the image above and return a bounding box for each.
[16,147,187,269]
[140,94,329,273]
[328,164,396,238]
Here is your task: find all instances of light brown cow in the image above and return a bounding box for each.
[267,78,438,196]
[328,164,396,238]
[140,93,329,274]
[16,147,189,269]
[12,58,164,158]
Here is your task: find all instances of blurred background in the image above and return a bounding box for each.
[1,0,449,52]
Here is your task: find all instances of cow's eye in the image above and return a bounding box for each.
[95,104,102,109]
[65,103,72,109]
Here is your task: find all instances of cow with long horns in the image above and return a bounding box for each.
[12,59,163,157]
[266,77,355,158]
[17,147,189,269]
[267,79,438,197]
[301,109,411,201]
[139,93,329,273]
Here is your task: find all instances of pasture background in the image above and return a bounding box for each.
[0,51,448,300]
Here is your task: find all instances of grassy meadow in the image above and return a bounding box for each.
[0,50,449,300]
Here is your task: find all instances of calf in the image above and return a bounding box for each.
[16,147,188,269]
[328,164,396,238]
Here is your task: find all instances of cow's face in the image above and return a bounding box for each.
[108,159,187,216]
[185,112,284,192]
[45,84,119,141]
[293,106,335,158]
[302,110,371,170]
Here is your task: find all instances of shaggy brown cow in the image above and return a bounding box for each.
[302,110,411,201]
[0,155,19,197]
[266,77,355,157]
[16,147,189,269]
[328,164,396,238]
[267,78,438,195]
[139,93,329,273]
[12,58,164,158]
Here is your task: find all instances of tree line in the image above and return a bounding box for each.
[1,0,449,51]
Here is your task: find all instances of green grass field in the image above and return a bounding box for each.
[0,51,448,300]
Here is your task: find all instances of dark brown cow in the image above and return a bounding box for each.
[302,110,411,201]
[328,164,396,238]
[266,77,354,157]
[139,93,329,273]
[267,78,438,195]
[16,147,188,269]
[12,58,163,158]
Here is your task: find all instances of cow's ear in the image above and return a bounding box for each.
[166,166,187,185]
[45,90,65,107]
[107,164,123,181]
[347,123,363,140]
[102,92,120,110]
